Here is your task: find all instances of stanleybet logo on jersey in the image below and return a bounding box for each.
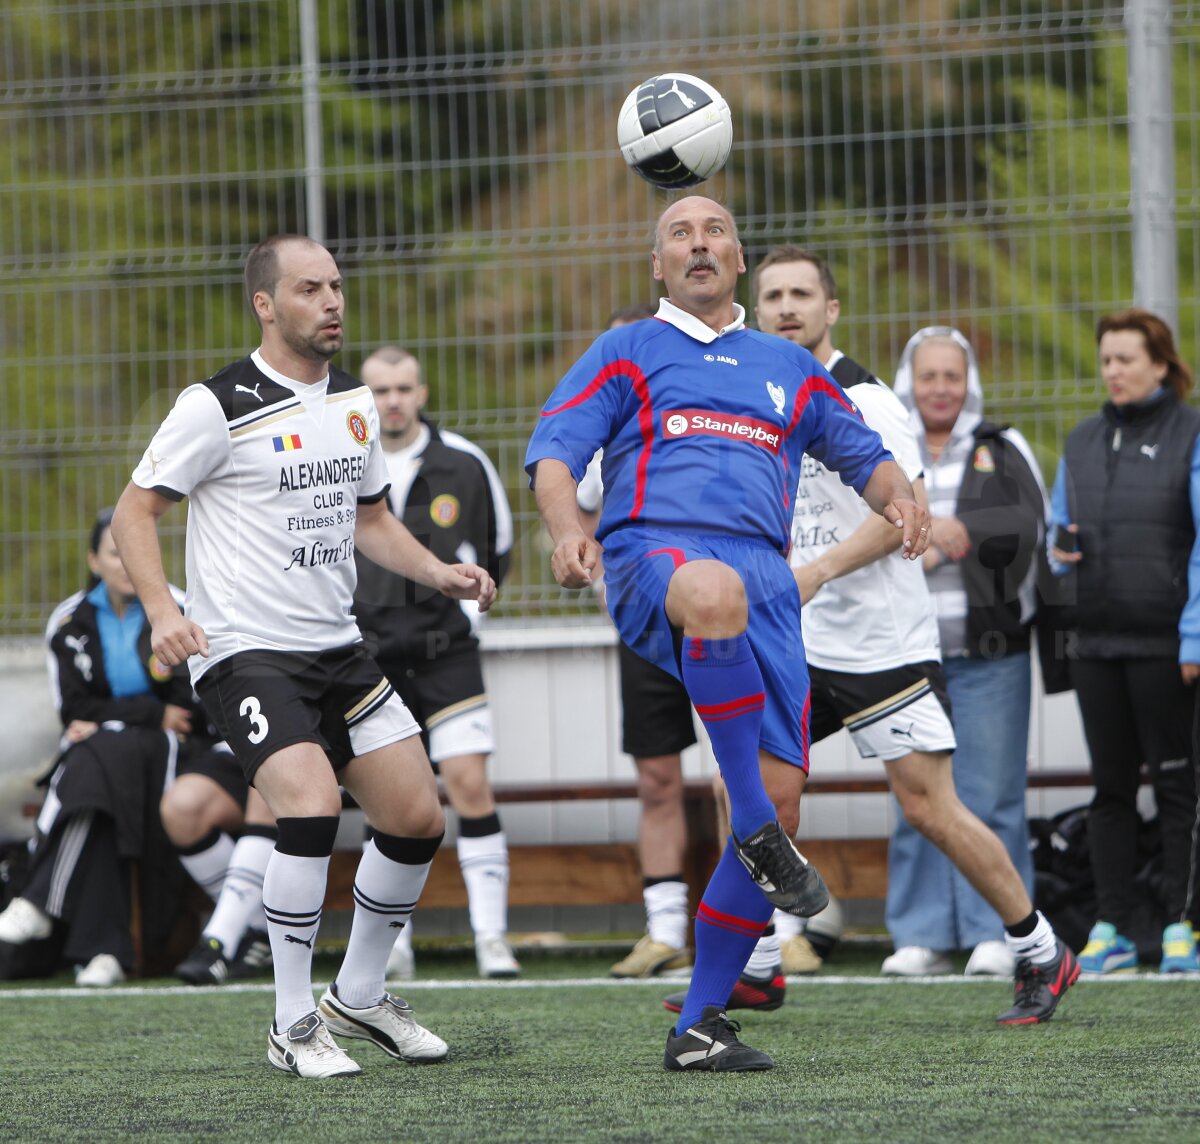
[663,409,782,453]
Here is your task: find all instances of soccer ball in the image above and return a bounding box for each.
[617,73,732,190]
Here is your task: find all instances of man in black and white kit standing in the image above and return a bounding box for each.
[354,345,519,979]
[111,234,496,1079]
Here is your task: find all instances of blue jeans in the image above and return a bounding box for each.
[885,652,1035,950]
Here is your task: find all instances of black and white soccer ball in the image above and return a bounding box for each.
[617,73,733,190]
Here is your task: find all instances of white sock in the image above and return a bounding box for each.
[745,928,781,979]
[262,851,328,1031]
[204,833,274,956]
[178,830,234,903]
[644,880,690,950]
[391,915,414,954]
[335,839,431,1009]
[1005,911,1058,967]
[457,831,509,940]
[772,907,803,941]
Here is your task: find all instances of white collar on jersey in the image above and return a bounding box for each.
[654,297,746,344]
[250,348,329,391]
[825,348,844,372]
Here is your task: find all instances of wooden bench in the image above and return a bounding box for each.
[325,769,1098,913]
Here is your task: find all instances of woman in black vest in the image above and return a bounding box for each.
[1048,308,1200,973]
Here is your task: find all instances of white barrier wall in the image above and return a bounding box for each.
[0,624,1095,847]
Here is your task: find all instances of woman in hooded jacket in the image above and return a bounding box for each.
[889,326,1047,973]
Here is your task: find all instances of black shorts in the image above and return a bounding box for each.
[808,660,956,761]
[375,646,491,764]
[195,642,419,784]
[176,741,249,809]
[618,639,697,759]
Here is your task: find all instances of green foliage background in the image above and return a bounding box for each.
[3,1,1197,636]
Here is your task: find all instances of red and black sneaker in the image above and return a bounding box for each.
[662,970,786,1014]
[996,939,1081,1025]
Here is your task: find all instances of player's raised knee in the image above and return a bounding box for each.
[665,561,747,636]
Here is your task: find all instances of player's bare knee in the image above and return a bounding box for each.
[667,562,747,635]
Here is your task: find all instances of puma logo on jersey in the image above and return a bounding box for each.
[65,634,93,682]
[766,381,786,415]
[235,382,265,403]
[1140,443,1159,460]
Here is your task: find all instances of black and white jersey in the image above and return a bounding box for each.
[789,351,941,673]
[132,350,390,682]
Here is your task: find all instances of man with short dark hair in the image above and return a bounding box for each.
[112,234,495,1079]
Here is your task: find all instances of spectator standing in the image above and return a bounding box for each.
[1048,308,1200,973]
[354,346,519,979]
[890,324,1047,973]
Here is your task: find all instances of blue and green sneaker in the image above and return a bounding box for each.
[1077,921,1138,973]
[1159,922,1200,974]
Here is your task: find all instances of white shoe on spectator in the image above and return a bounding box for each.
[475,934,520,978]
[75,954,125,987]
[881,946,952,976]
[964,939,1016,976]
[0,898,53,944]
[386,938,415,980]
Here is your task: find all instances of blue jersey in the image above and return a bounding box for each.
[524,306,892,551]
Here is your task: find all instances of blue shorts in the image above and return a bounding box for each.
[601,526,810,770]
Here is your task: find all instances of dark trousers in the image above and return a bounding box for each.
[23,813,133,970]
[1072,656,1200,931]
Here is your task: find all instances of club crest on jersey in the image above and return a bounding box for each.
[147,653,172,683]
[430,494,460,527]
[973,444,995,473]
[766,381,786,416]
[663,409,782,453]
[347,411,369,446]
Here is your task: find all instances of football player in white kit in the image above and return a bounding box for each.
[112,235,496,1078]
[669,247,1079,1027]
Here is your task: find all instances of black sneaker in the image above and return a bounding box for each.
[228,928,273,980]
[663,1006,774,1072]
[732,820,829,917]
[662,971,786,1014]
[175,936,228,985]
[996,940,1080,1025]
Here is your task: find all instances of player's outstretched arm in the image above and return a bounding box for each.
[860,460,930,561]
[533,459,601,590]
[354,499,496,611]
[111,482,210,666]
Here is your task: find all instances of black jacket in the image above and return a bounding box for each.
[954,421,1047,658]
[1063,391,1200,658]
[46,589,198,728]
[355,420,511,663]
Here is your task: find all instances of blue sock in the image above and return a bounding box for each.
[681,633,775,839]
[675,840,774,1034]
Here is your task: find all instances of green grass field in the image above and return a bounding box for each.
[2,944,1197,1144]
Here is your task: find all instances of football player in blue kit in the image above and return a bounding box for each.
[525,196,931,1071]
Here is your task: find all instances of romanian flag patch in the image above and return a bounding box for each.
[273,434,303,452]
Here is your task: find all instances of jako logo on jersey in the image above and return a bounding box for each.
[972,444,995,473]
[663,410,782,453]
[347,411,369,446]
[702,353,739,365]
[766,381,786,415]
[430,493,461,527]
[273,434,303,452]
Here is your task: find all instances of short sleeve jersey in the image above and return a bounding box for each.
[131,350,390,682]
[789,352,941,672]
[525,301,893,551]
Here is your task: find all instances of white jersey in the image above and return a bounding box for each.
[132,350,391,682]
[789,353,941,673]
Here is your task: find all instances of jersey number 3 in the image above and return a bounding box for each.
[239,695,269,745]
